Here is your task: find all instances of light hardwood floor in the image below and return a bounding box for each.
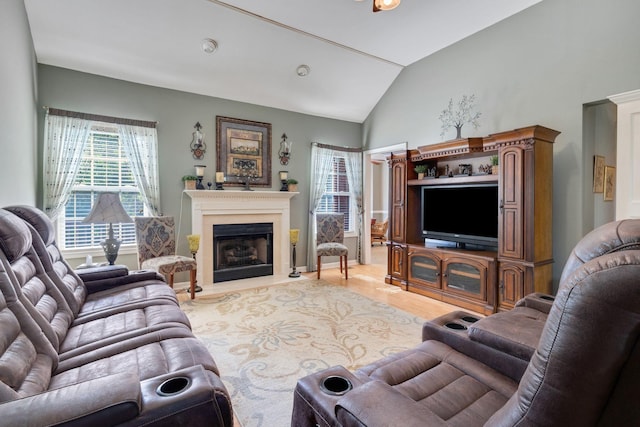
[305,244,466,320]
[177,245,465,320]
[177,245,467,427]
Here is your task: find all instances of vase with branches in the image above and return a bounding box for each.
[439,94,482,139]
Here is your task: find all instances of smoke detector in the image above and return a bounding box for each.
[202,38,218,54]
[296,64,311,77]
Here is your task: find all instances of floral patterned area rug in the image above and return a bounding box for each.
[180,279,426,427]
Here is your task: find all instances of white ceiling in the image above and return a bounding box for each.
[24,0,541,123]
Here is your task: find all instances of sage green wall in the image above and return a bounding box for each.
[37,65,361,273]
[0,0,38,207]
[583,101,617,229]
[363,0,640,290]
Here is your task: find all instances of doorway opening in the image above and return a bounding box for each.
[362,143,406,266]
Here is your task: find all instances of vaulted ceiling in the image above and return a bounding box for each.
[24,0,541,123]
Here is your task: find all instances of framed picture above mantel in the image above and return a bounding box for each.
[216,116,272,187]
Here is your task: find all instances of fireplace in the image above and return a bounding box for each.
[213,223,273,282]
[185,190,297,285]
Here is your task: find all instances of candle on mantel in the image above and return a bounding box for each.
[215,172,225,183]
[289,229,299,244]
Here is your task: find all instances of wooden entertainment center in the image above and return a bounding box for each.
[385,126,560,314]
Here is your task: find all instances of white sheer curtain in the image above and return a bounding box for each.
[42,111,92,219]
[344,150,363,263]
[118,124,161,215]
[306,144,335,272]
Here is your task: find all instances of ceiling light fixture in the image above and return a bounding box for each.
[296,64,311,77]
[373,0,401,12]
[201,38,218,54]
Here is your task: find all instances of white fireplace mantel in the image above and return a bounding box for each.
[185,190,298,286]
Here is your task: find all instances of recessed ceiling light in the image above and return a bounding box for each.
[296,64,311,77]
[202,38,218,54]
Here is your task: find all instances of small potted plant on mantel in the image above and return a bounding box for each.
[287,178,299,192]
[490,155,499,175]
[182,175,197,190]
[414,164,428,180]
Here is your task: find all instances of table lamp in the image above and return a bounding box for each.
[82,192,133,265]
[289,229,301,278]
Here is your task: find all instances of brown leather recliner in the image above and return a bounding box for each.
[292,220,640,426]
[0,207,233,426]
[422,219,640,381]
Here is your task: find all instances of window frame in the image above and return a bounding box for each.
[57,124,145,256]
[316,154,357,236]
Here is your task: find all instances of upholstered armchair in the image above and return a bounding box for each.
[371,218,388,245]
[135,216,197,299]
[316,213,348,280]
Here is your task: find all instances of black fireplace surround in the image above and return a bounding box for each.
[213,223,273,283]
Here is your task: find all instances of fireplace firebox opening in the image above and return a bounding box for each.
[213,223,273,283]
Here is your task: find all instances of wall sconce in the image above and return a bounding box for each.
[279,171,288,191]
[279,133,291,165]
[190,122,206,160]
[194,165,206,189]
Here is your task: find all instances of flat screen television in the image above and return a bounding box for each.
[421,183,498,249]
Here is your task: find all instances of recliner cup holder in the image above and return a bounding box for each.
[156,376,191,397]
[541,295,555,301]
[461,316,479,323]
[445,322,467,330]
[320,375,353,396]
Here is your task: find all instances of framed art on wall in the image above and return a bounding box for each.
[593,155,605,193]
[603,165,616,201]
[216,116,272,187]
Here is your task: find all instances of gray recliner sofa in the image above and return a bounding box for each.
[292,219,640,426]
[0,206,233,426]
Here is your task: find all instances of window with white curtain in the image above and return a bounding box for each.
[59,124,144,250]
[316,155,354,232]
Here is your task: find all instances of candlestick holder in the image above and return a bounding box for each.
[187,235,203,293]
[279,170,289,191]
[215,172,225,190]
[289,229,301,278]
[194,165,206,190]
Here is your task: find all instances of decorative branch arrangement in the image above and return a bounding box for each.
[439,94,482,139]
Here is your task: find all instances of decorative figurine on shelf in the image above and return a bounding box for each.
[439,94,481,140]
[289,229,301,278]
[186,234,203,293]
[458,164,472,176]
[190,122,207,160]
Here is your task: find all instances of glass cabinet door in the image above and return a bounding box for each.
[443,258,486,298]
[408,251,441,288]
